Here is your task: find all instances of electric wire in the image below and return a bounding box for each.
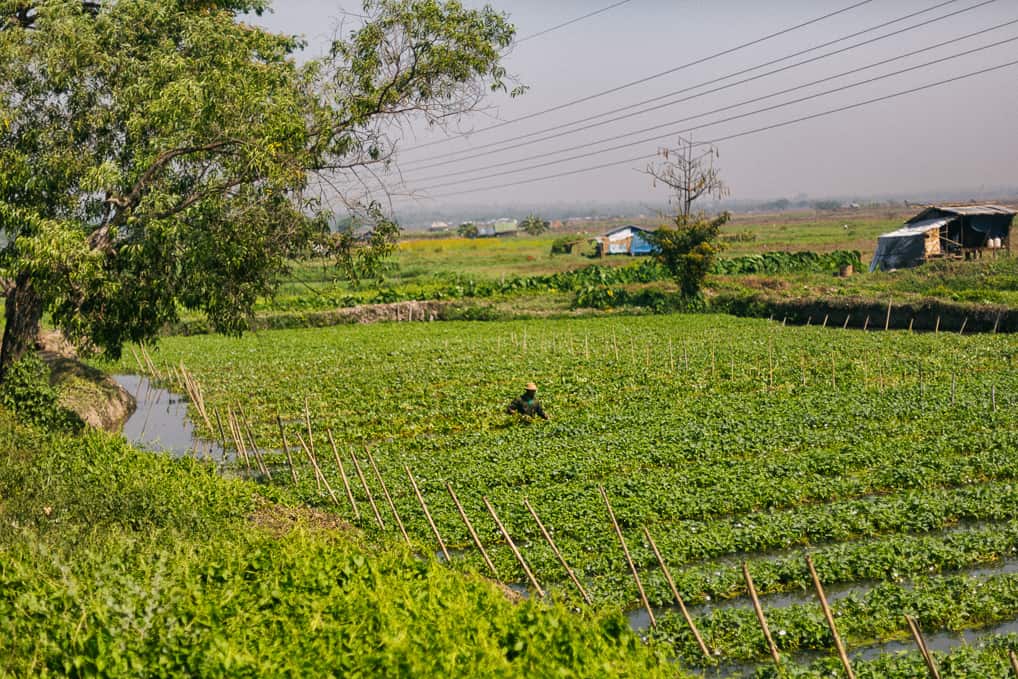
[401,0,993,171]
[405,32,1018,192]
[400,0,877,152]
[397,57,1018,200]
[514,0,635,44]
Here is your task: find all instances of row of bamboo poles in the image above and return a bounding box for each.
[130,347,1009,676]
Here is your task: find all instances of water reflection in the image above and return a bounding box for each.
[113,374,225,460]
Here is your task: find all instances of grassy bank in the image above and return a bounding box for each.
[0,409,674,677]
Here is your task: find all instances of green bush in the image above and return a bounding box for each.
[0,353,82,433]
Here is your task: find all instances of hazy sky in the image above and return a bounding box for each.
[250,0,1018,213]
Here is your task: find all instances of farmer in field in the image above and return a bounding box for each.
[506,382,550,420]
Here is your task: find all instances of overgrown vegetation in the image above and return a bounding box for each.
[0,353,82,432]
[0,408,674,677]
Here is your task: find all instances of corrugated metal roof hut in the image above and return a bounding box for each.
[592,225,657,257]
[869,204,1016,272]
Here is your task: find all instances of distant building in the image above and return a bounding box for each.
[591,225,657,257]
[476,218,518,238]
[869,204,1016,272]
[429,221,450,232]
[493,218,518,237]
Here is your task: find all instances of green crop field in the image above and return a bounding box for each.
[266,213,898,311]
[112,313,1018,676]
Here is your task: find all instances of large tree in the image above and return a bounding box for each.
[0,0,516,377]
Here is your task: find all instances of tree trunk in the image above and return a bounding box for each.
[0,273,44,381]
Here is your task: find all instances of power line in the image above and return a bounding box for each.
[514,0,635,44]
[400,0,876,153]
[405,32,1018,192]
[398,57,1018,200]
[404,17,1017,183]
[326,3,635,44]
[401,0,991,172]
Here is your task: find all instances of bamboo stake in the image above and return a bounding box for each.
[368,448,409,545]
[406,465,450,562]
[909,318,915,333]
[446,482,497,577]
[905,615,941,679]
[959,317,968,335]
[483,496,543,597]
[240,408,271,479]
[130,346,145,375]
[140,344,160,381]
[805,555,854,679]
[295,432,341,507]
[843,314,851,329]
[643,527,710,659]
[935,315,941,333]
[806,315,812,326]
[277,413,298,485]
[326,430,360,520]
[599,486,655,627]
[822,314,829,328]
[304,399,321,493]
[1008,649,1018,676]
[743,562,781,670]
[213,407,228,458]
[227,408,251,472]
[227,409,247,467]
[180,364,210,429]
[885,300,892,331]
[524,498,591,604]
[994,312,1002,334]
[350,448,384,529]
[863,315,870,331]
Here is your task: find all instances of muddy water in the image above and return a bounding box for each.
[114,374,226,460]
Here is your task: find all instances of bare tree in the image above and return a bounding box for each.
[644,135,729,218]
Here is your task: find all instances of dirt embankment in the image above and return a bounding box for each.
[721,294,1018,333]
[36,331,135,432]
[171,299,478,335]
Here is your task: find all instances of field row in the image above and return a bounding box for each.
[117,314,1018,672]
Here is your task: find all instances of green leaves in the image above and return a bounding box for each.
[0,407,672,677]
[647,212,731,297]
[0,0,517,369]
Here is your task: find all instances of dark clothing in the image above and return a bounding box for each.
[507,393,548,420]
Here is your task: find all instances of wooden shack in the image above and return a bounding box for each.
[869,204,1016,272]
